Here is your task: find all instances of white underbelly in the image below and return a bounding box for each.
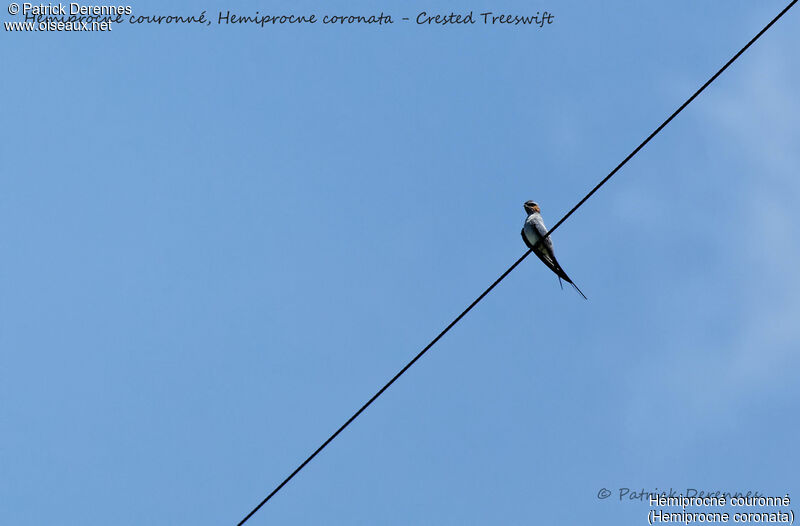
[523,223,541,245]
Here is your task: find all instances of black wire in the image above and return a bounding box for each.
[237,250,532,526]
[237,2,797,523]
[543,0,798,240]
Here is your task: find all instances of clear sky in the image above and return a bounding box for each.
[2,1,799,524]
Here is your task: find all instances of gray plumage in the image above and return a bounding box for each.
[523,212,554,255]
[521,200,587,299]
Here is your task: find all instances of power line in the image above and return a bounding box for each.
[237,250,532,526]
[237,2,797,523]
[543,0,798,240]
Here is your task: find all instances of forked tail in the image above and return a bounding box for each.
[569,280,588,300]
[555,263,588,300]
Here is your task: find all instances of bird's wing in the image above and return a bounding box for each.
[525,215,588,300]
[530,215,554,252]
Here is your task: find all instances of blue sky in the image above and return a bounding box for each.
[2,1,798,524]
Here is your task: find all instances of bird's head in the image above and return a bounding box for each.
[523,200,540,215]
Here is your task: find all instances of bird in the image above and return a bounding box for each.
[521,200,587,299]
